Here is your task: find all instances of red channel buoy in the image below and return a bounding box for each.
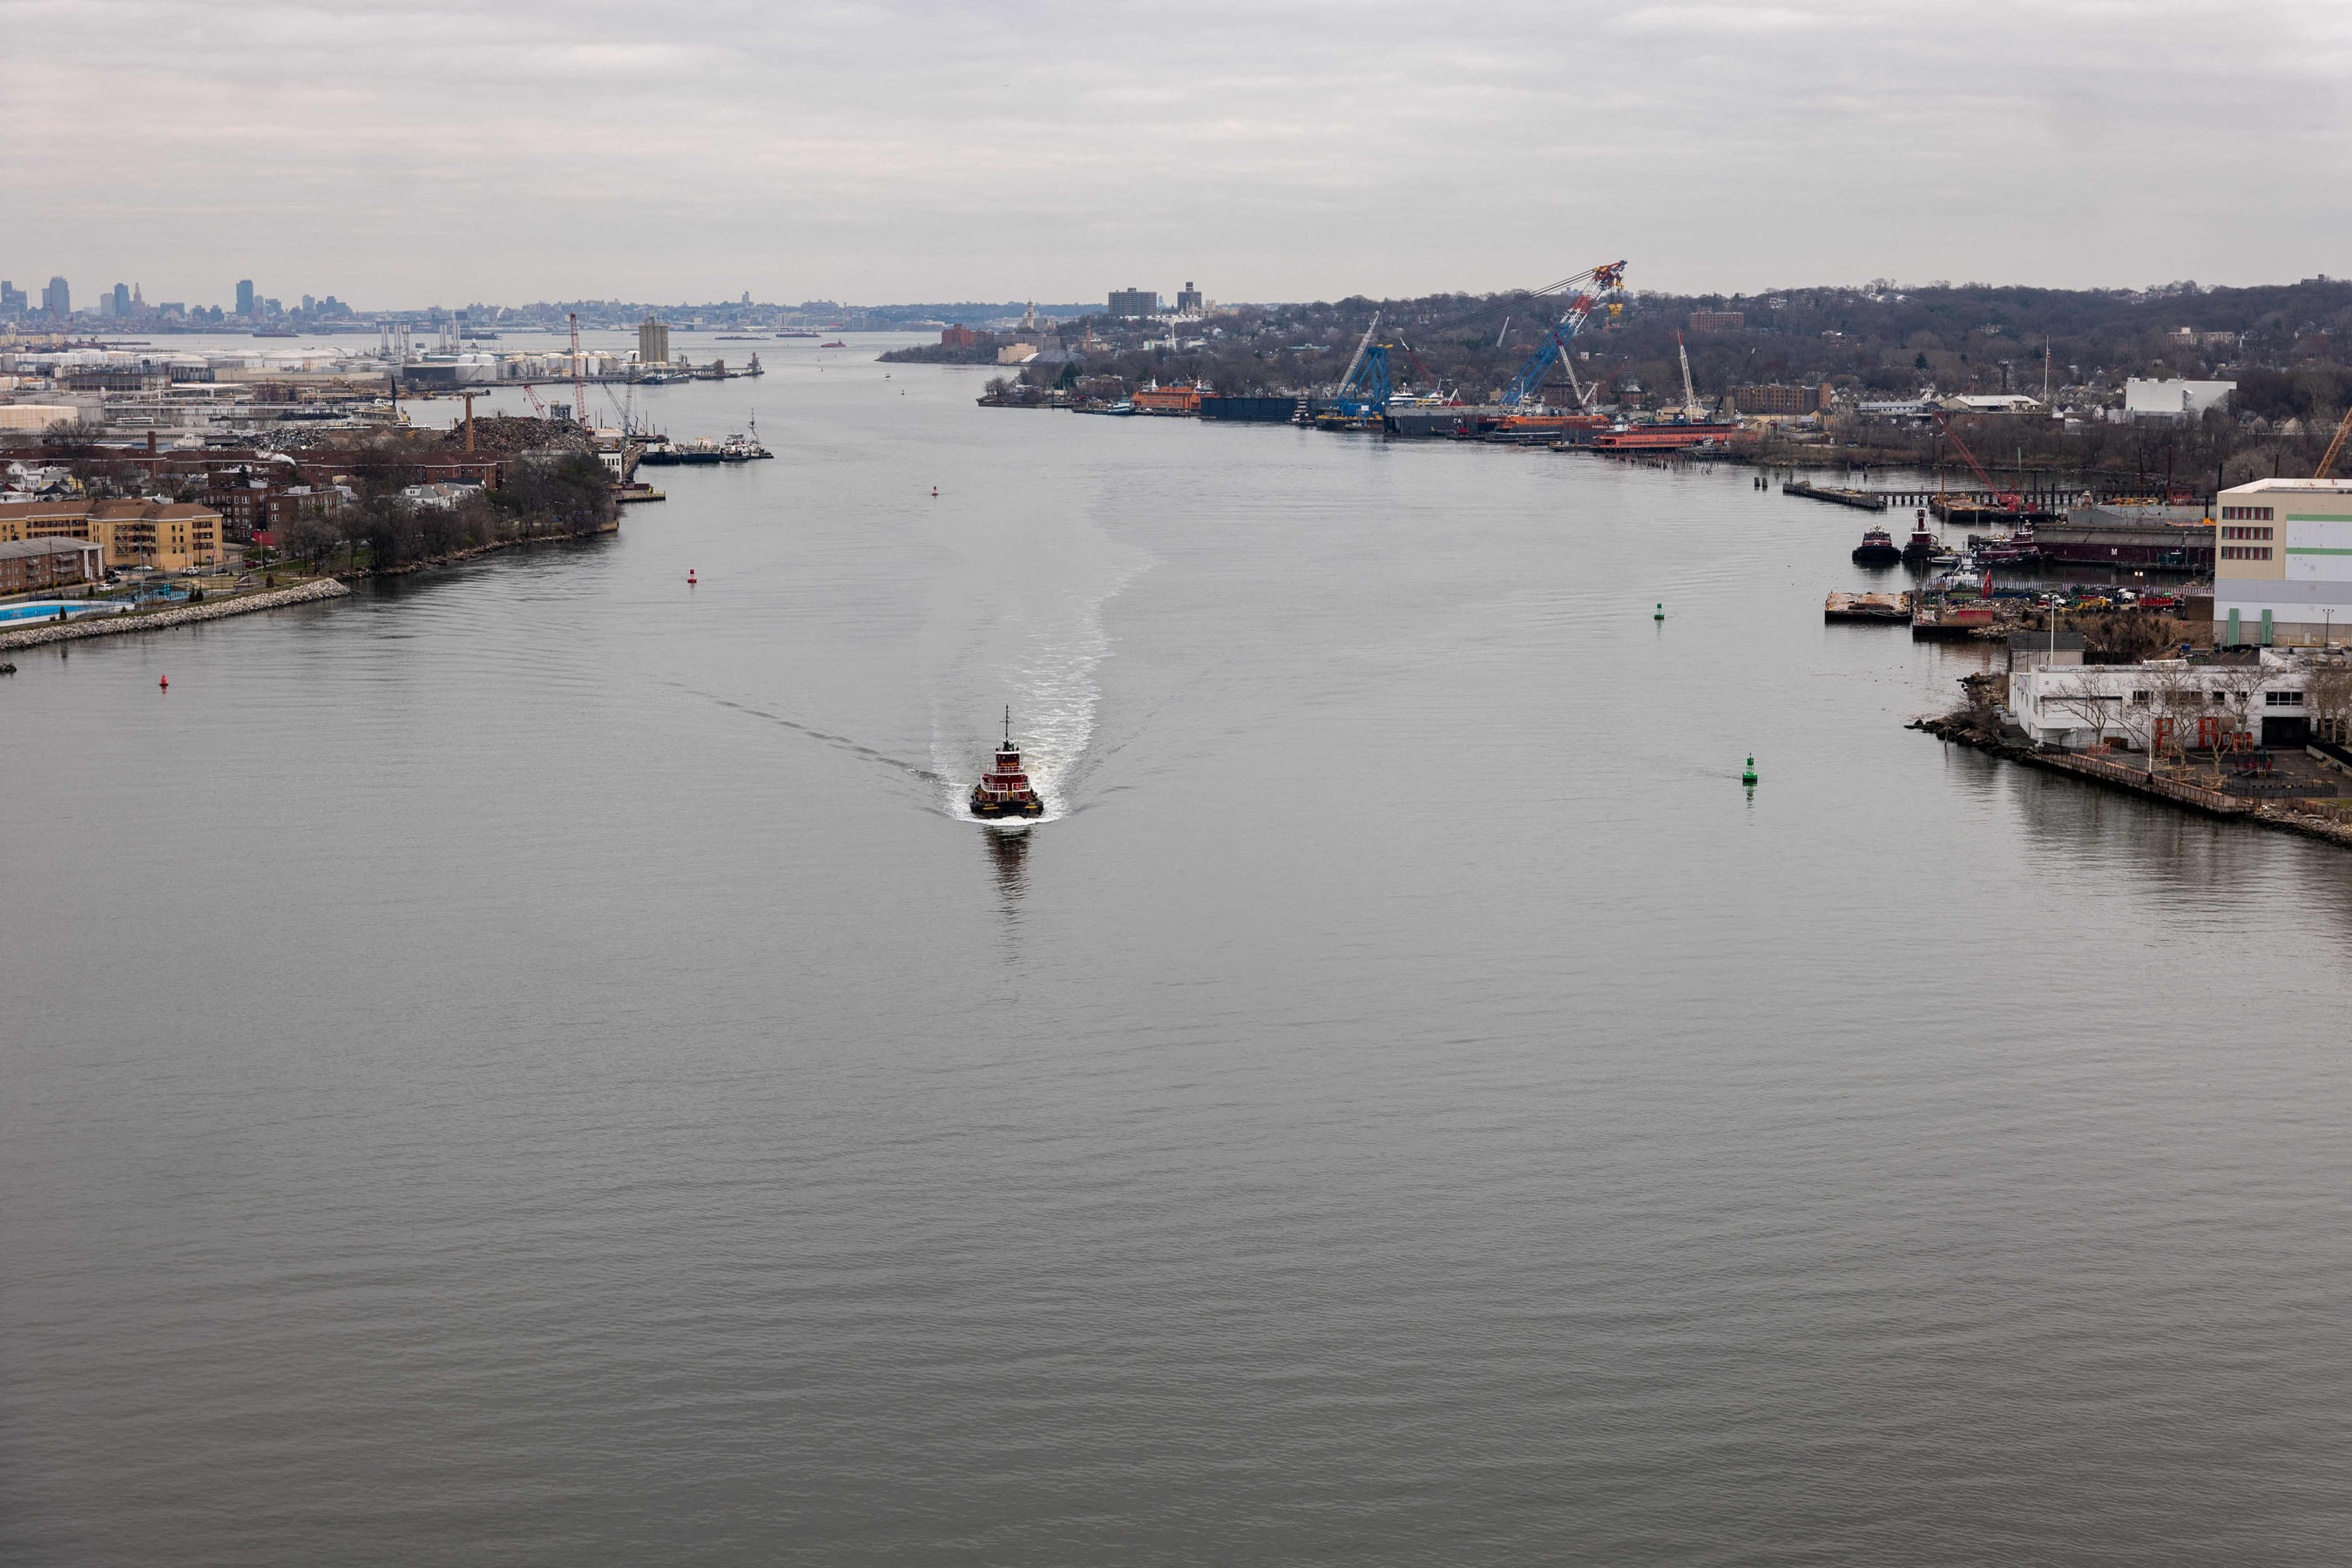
[930,486,938,497]
[687,570,698,585]
[159,674,168,690]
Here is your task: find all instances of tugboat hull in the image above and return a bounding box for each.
[970,714,1045,818]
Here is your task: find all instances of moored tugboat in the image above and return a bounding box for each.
[1852,524,1903,565]
[1901,511,1942,564]
[970,710,1045,819]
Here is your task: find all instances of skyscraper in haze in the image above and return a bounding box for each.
[236,279,255,317]
[44,276,70,321]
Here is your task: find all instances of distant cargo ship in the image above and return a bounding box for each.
[637,426,772,464]
[640,437,724,466]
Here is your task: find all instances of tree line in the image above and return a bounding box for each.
[275,451,617,574]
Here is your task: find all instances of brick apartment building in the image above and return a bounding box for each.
[0,537,103,594]
[1733,383,1829,416]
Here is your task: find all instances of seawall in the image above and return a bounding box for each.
[1912,715,2352,852]
[0,578,350,652]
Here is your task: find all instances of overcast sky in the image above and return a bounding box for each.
[5,0,2348,309]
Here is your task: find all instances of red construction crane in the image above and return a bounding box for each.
[1930,408,2025,511]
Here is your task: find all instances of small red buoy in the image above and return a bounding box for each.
[159,674,168,690]
[930,486,938,497]
[687,571,697,585]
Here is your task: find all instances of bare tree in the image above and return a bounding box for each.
[2043,672,2130,750]
[2139,664,2208,771]
[279,511,341,574]
[2304,661,2352,747]
[2201,661,2269,776]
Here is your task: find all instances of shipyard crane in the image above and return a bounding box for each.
[1332,314,1382,397]
[517,382,550,418]
[1322,313,1393,425]
[1674,334,1706,420]
[602,379,640,437]
[2317,402,2352,480]
[1930,407,2026,512]
[1497,260,1627,409]
[568,313,590,430]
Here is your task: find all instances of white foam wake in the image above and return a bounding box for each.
[924,512,1147,823]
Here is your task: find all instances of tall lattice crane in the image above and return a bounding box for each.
[1497,260,1627,409]
[1930,408,2026,512]
[1324,314,1393,423]
[2317,402,2352,480]
[569,312,589,429]
[1674,333,1704,420]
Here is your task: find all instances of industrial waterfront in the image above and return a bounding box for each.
[4,354,2349,1564]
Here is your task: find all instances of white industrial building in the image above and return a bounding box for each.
[2121,378,2234,422]
[2211,477,2352,647]
[2008,647,2348,751]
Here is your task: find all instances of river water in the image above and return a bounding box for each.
[5,340,2350,1565]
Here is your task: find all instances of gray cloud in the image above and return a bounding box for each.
[4,0,2347,307]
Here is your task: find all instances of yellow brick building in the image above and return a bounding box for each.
[0,499,224,571]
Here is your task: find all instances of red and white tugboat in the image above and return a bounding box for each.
[970,710,1044,819]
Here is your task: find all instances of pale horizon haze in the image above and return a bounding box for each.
[5,0,2349,309]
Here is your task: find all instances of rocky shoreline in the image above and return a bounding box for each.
[1911,714,2352,852]
[0,578,351,652]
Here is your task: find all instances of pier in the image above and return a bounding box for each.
[1783,480,1887,510]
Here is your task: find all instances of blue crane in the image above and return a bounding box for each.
[1321,313,1393,424]
[1497,260,1627,408]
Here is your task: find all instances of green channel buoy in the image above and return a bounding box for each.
[1741,756,1758,786]
[1653,602,1665,621]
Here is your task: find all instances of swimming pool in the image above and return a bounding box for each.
[0,600,133,625]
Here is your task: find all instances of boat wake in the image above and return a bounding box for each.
[925,517,1146,824]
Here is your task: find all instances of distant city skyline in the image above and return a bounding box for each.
[6,0,2349,307]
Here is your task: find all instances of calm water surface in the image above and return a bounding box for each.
[4,346,2350,1565]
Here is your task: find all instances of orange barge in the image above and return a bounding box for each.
[1587,420,1747,452]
